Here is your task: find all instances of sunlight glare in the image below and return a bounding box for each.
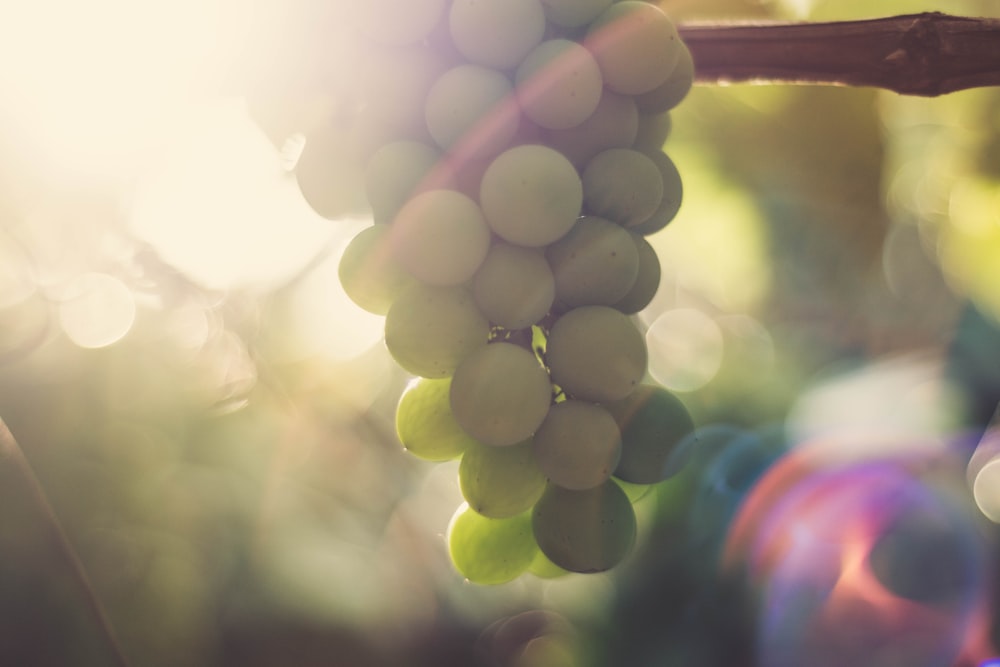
[57,272,136,349]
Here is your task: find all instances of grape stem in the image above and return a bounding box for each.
[680,12,1000,96]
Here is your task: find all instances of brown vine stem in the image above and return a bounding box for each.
[678,12,1000,96]
[0,419,132,667]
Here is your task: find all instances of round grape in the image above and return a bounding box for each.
[532,400,622,491]
[604,384,695,484]
[515,39,603,130]
[338,224,417,315]
[633,42,694,114]
[582,148,663,227]
[460,440,547,518]
[632,111,672,152]
[449,0,546,70]
[448,504,537,585]
[396,377,477,461]
[365,140,442,224]
[584,2,683,95]
[473,242,555,330]
[539,0,612,28]
[630,149,683,234]
[544,90,638,168]
[546,215,639,307]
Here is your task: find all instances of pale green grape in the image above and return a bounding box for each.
[544,90,638,168]
[528,549,570,578]
[294,127,369,220]
[546,215,639,307]
[389,189,491,286]
[396,377,477,461]
[545,305,647,402]
[338,224,417,315]
[604,384,695,484]
[360,45,452,140]
[424,65,520,160]
[584,2,683,95]
[539,0,612,28]
[450,342,553,446]
[532,400,622,491]
[630,149,682,234]
[459,440,546,518]
[613,476,652,503]
[515,40,603,130]
[365,140,442,224]
[612,232,660,314]
[633,42,693,114]
[532,480,636,573]
[384,284,489,378]
[448,504,538,585]
[357,0,446,46]
[632,111,671,152]
[449,0,546,70]
[479,144,582,247]
[582,148,663,227]
[473,242,555,330]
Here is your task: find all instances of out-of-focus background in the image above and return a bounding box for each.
[0,0,999,665]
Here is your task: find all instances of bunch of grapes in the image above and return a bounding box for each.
[324,0,697,583]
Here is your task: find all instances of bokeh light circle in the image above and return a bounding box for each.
[645,308,723,392]
[57,272,136,349]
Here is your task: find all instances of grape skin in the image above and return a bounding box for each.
[473,242,555,330]
[449,0,547,70]
[539,0,613,28]
[396,377,477,461]
[604,384,695,484]
[338,224,416,315]
[448,504,537,585]
[582,148,664,227]
[630,149,683,234]
[544,90,638,168]
[612,232,661,314]
[364,140,442,224]
[532,400,622,491]
[546,215,640,307]
[633,42,694,115]
[459,440,547,518]
[515,39,604,130]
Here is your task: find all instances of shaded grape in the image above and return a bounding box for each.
[459,439,547,518]
[546,215,639,307]
[384,284,489,378]
[448,504,538,585]
[604,384,695,484]
[545,305,647,403]
[633,42,693,114]
[612,232,660,313]
[532,480,636,573]
[539,0,612,28]
[582,148,663,227]
[365,140,442,224]
[450,342,553,446]
[532,400,622,491]
[338,224,417,315]
[515,39,603,130]
[632,111,672,152]
[629,149,682,234]
[294,127,369,220]
[544,90,638,168]
[584,2,683,95]
[473,242,555,330]
[449,0,547,70]
[396,377,477,461]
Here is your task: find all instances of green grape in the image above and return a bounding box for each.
[338,224,417,315]
[364,140,442,224]
[389,189,492,286]
[629,149,682,234]
[544,90,638,168]
[424,65,520,161]
[584,2,683,95]
[448,504,538,585]
[515,39,603,130]
[532,400,622,491]
[539,0,612,28]
[396,377,477,461]
[479,144,582,247]
[633,42,693,114]
[546,305,647,403]
[459,440,547,518]
[449,0,547,70]
[357,0,447,46]
[613,476,653,503]
[384,284,489,378]
[361,45,452,140]
[473,242,555,330]
[527,549,570,578]
[612,232,660,314]
[294,127,369,220]
[450,342,553,446]
[632,111,672,152]
[532,480,636,573]
[582,148,663,227]
[546,215,639,307]
[604,384,695,484]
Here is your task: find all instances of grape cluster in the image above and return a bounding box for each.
[328,0,696,582]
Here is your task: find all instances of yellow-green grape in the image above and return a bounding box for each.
[613,476,653,503]
[390,189,491,286]
[396,378,477,461]
[584,2,683,95]
[546,305,647,403]
[479,144,582,247]
[294,127,369,220]
[365,140,442,224]
[448,504,538,585]
[449,0,546,70]
[528,549,570,579]
[604,384,695,484]
[459,440,547,518]
[632,111,671,152]
[532,480,636,573]
[515,39,603,130]
[424,65,520,161]
[612,232,660,314]
[544,90,638,168]
[384,284,489,378]
[450,342,553,446]
[473,242,555,330]
[532,400,622,491]
[338,224,417,315]
[546,216,639,307]
[582,148,663,227]
[357,0,447,46]
[629,149,682,234]
[361,45,452,140]
[539,0,612,28]
[633,42,694,115]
